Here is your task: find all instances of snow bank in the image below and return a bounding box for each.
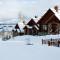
[1,34,60,46]
[4,34,60,45]
[0,43,60,60]
[0,35,60,60]
[9,34,60,41]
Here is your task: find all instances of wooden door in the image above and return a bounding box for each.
[49,24,57,34]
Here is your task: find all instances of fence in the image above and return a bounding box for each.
[42,38,60,47]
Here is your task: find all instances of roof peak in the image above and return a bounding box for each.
[50,6,60,20]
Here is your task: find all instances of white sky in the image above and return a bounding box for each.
[0,0,59,19]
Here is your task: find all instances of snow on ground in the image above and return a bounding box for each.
[0,34,60,45]
[0,35,60,60]
[6,34,60,45]
[0,43,60,60]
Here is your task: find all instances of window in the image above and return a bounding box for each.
[39,24,48,32]
[43,25,47,31]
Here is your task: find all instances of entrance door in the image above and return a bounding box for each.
[50,24,57,34]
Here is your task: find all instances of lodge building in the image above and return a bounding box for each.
[14,6,60,36]
[23,18,39,35]
[37,6,60,35]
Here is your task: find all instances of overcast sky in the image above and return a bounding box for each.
[0,0,59,19]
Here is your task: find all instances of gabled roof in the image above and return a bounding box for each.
[25,17,40,25]
[37,7,60,24]
[51,8,60,20]
[23,25,39,30]
[33,25,39,30]
[18,22,25,32]
[27,18,36,26]
[33,17,40,23]
[23,25,32,29]
[15,24,19,29]
[37,9,54,24]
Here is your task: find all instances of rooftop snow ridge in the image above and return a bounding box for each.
[51,7,60,20]
[33,17,40,23]
[24,17,40,24]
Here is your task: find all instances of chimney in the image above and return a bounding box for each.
[54,5,58,12]
[35,16,38,18]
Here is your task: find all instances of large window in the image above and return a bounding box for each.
[39,24,48,32]
[43,25,48,31]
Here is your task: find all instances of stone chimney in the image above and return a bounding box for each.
[54,5,58,12]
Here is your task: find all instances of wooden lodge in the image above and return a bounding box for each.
[13,24,21,36]
[23,6,60,35]
[11,6,60,36]
[37,6,60,35]
[27,18,37,26]
[23,25,39,35]
[23,18,39,35]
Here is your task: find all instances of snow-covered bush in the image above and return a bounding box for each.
[2,31,13,41]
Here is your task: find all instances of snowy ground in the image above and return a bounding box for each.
[0,43,60,60]
[6,34,60,45]
[0,35,60,60]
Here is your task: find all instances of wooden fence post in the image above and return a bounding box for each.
[42,39,43,44]
[48,41,50,46]
[51,38,52,45]
[57,40,59,47]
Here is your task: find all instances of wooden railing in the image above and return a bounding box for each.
[42,38,60,47]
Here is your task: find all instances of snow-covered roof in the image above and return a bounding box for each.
[18,22,25,32]
[24,18,31,24]
[34,25,39,30]
[0,34,60,60]
[33,17,40,23]
[17,29,20,33]
[24,25,39,30]
[51,7,60,20]
[26,25,32,29]
[24,17,40,24]
[24,25,32,29]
